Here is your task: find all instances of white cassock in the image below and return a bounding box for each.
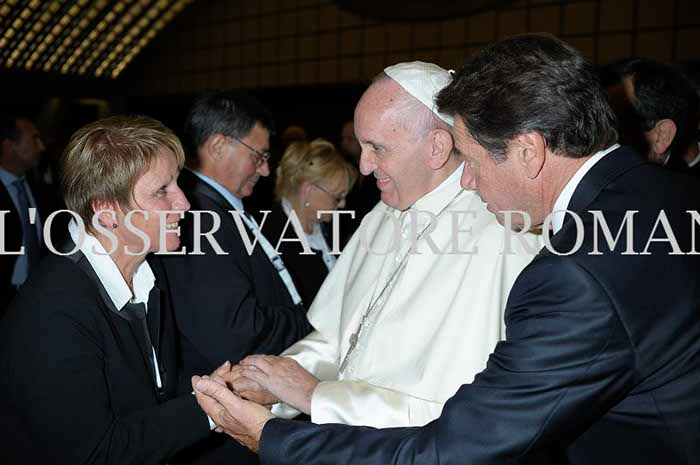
[272,164,541,427]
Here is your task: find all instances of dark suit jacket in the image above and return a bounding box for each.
[0,251,211,465]
[0,180,23,312]
[159,170,313,465]
[259,202,331,304]
[160,170,312,379]
[258,146,700,465]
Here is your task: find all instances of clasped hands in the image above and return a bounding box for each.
[191,356,319,452]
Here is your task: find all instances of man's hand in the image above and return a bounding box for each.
[192,375,275,453]
[223,365,279,407]
[238,355,319,415]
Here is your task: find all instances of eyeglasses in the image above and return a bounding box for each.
[229,136,271,167]
[313,183,346,205]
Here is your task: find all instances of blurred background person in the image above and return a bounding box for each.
[0,113,46,315]
[159,91,312,465]
[337,119,379,247]
[281,125,308,149]
[264,138,357,304]
[0,115,227,465]
[605,58,700,172]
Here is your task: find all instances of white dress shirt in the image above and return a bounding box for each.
[69,220,217,430]
[281,198,336,271]
[550,144,620,235]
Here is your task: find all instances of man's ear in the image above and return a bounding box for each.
[204,134,228,162]
[649,119,676,157]
[426,128,454,170]
[513,132,546,179]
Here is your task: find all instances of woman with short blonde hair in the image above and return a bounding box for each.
[0,115,227,465]
[264,138,358,303]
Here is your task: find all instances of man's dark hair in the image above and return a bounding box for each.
[0,114,20,144]
[184,91,274,161]
[436,33,618,162]
[617,58,699,158]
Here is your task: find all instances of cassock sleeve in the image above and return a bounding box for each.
[259,256,638,465]
[271,329,340,419]
[310,380,443,427]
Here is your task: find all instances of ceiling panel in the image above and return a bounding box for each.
[0,0,193,79]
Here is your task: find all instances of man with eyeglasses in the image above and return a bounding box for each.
[159,91,312,465]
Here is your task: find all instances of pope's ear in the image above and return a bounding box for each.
[426,128,454,170]
[513,132,546,179]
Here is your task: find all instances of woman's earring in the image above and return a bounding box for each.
[304,201,310,208]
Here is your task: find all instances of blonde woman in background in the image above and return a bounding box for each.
[263,138,357,304]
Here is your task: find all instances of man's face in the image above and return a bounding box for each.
[354,82,432,210]
[340,121,361,160]
[218,122,270,199]
[12,119,45,171]
[454,118,535,230]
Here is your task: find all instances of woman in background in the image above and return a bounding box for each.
[264,138,357,304]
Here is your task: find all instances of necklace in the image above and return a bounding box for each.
[339,189,465,372]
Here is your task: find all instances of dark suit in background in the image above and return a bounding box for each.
[258,148,700,465]
[260,202,331,305]
[0,177,47,316]
[0,181,22,312]
[160,170,313,465]
[0,252,211,465]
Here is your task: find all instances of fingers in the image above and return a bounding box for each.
[194,376,241,411]
[212,360,232,378]
[239,365,269,386]
[211,374,228,387]
[231,375,264,393]
[240,354,275,373]
[239,390,278,406]
[192,375,227,423]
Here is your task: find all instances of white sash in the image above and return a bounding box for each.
[235,208,303,306]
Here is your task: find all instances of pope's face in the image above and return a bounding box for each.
[354,82,433,211]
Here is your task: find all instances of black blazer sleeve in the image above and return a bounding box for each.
[2,286,211,465]
[162,205,312,371]
[258,256,637,465]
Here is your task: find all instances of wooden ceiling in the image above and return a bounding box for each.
[0,0,192,79]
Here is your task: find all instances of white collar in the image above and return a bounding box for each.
[551,144,620,234]
[190,168,245,212]
[688,146,700,168]
[69,220,155,309]
[280,198,328,251]
[411,161,464,213]
[0,166,19,188]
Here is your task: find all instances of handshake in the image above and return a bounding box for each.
[192,355,320,448]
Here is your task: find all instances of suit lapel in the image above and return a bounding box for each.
[61,239,160,393]
[564,146,648,228]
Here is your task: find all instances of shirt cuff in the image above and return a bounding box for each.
[192,391,218,430]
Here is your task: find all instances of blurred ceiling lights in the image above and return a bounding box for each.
[0,0,192,79]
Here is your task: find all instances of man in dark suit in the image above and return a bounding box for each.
[0,113,46,315]
[606,58,700,172]
[190,34,700,465]
[160,92,312,464]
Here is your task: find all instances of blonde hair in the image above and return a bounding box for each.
[62,115,185,227]
[275,138,358,201]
